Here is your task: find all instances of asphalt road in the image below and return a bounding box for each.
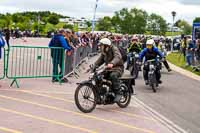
[135,68,200,133]
[0,48,172,133]
[0,38,199,133]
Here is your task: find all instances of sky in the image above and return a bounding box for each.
[0,0,200,24]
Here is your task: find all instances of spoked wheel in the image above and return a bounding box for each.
[131,64,139,79]
[149,74,157,93]
[74,84,97,113]
[129,61,138,79]
[151,83,156,93]
[117,84,131,108]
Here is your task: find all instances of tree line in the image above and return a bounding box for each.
[97,8,198,35]
[0,11,68,33]
[0,8,199,35]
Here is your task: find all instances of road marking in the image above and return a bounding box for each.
[0,89,73,95]
[109,110,156,122]
[21,90,157,122]
[0,107,97,133]
[0,127,22,133]
[133,97,188,133]
[0,89,157,122]
[20,90,74,103]
[0,95,155,133]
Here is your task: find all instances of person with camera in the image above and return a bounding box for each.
[126,36,142,69]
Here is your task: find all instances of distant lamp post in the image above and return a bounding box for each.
[171,11,176,51]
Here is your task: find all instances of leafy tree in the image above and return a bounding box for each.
[63,24,73,30]
[45,23,56,32]
[175,19,182,27]
[86,21,92,28]
[97,16,112,31]
[111,15,120,33]
[193,17,200,23]
[48,15,59,25]
[111,8,148,34]
[0,19,6,29]
[3,15,12,28]
[175,19,192,35]
[147,13,167,35]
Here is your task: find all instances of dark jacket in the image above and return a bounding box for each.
[95,45,124,75]
[5,29,10,40]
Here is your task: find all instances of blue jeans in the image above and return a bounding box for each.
[186,54,192,66]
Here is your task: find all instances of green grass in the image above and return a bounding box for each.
[165,32,181,36]
[167,52,200,76]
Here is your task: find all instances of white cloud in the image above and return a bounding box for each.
[0,0,200,24]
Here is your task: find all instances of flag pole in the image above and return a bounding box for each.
[92,0,99,33]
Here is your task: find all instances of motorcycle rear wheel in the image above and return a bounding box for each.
[117,84,131,108]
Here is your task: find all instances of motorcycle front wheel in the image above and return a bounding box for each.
[149,73,157,93]
[129,63,139,79]
[75,84,97,113]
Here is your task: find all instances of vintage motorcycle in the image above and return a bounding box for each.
[74,66,135,113]
[144,59,162,93]
[128,52,141,79]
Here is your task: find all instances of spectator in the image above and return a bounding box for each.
[64,29,76,50]
[49,29,72,83]
[4,28,10,47]
[0,30,5,88]
[195,39,200,65]
[0,30,5,60]
[181,37,187,60]
[186,39,195,66]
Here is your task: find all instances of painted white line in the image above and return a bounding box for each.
[0,127,22,133]
[132,97,188,133]
[0,89,73,95]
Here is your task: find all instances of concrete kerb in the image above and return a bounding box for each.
[167,51,199,82]
[168,62,200,82]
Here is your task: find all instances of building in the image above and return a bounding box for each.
[167,23,182,32]
[59,17,88,29]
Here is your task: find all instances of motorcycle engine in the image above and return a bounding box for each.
[101,84,110,94]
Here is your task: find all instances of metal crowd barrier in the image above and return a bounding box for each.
[64,43,98,78]
[64,51,74,76]
[6,46,65,88]
[0,42,98,88]
[0,47,5,80]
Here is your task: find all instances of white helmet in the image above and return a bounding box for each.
[99,38,111,46]
[146,39,154,45]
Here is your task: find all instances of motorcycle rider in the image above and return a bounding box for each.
[139,39,164,85]
[94,38,124,102]
[126,37,142,69]
[154,38,172,72]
